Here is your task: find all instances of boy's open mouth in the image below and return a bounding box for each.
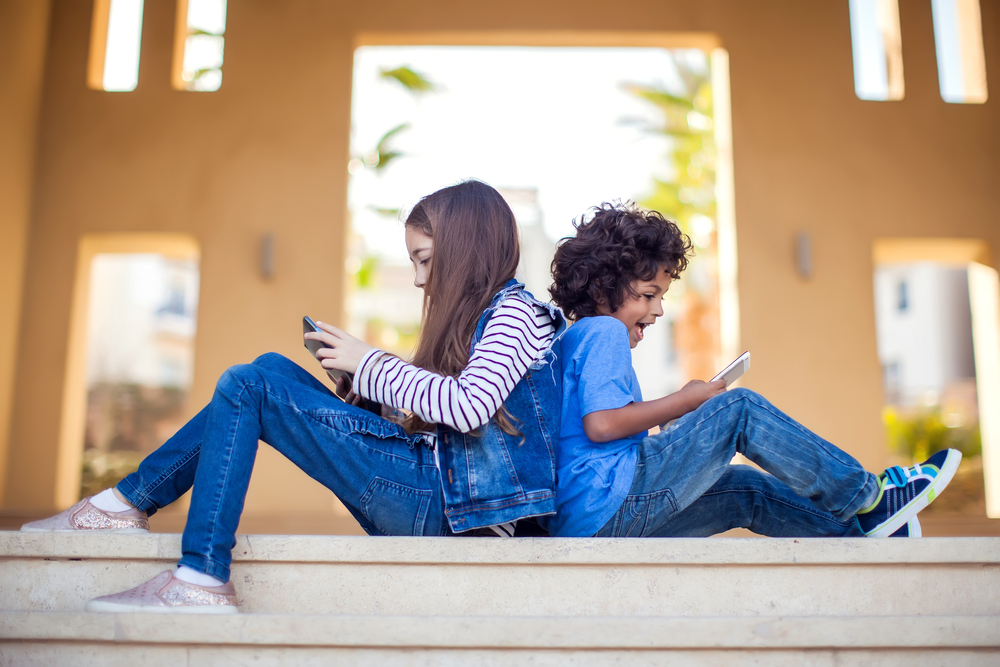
[635,322,651,341]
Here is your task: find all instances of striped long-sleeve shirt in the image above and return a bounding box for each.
[354,296,556,434]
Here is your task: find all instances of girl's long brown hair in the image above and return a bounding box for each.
[404,180,522,434]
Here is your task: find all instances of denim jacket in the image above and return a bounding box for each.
[436,280,566,532]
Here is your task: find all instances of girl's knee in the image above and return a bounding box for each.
[251,352,291,369]
[218,363,263,392]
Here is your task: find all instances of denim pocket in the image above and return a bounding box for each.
[360,477,433,536]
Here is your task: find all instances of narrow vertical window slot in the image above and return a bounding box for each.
[849,0,905,101]
[172,0,228,92]
[87,0,145,92]
[931,0,988,103]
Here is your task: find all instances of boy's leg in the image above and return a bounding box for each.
[179,355,448,583]
[116,353,327,515]
[596,464,863,538]
[633,388,879,524]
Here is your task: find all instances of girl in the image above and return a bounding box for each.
[23,180,566,613]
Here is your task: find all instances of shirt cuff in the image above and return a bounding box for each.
[354,348,390,401]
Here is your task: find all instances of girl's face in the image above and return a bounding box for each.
[405,226,434,291]
[597,265,672,349]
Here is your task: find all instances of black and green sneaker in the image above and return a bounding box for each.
[857,449,961,538]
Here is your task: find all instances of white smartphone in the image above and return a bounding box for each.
[712,351,750,387]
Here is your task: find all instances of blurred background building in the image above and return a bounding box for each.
[1,0,997,535]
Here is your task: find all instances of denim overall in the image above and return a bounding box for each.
[117,281,565,582]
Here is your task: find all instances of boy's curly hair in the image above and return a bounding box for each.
[549,202,693,321]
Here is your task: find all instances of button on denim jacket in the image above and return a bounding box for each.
[436,280,566,532]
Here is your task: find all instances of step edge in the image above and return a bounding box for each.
[3,533,999,566]
[1,611,997,649]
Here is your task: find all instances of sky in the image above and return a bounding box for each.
[348,46,707,264]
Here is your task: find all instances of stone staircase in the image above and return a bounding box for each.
[1,532,998,665]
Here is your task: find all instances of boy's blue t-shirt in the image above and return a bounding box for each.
[545,316,644,537]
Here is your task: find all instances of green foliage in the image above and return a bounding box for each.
[379,66,437,93]
[355,256,379,289]
[883,406,982,464]
[368,123,410,172]
[622,60,716,237]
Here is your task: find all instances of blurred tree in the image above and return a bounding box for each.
[624,54,720,383]
[379,66,437,94]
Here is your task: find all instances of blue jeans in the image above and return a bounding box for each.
[117,353,451,582]
[595,388,878,538]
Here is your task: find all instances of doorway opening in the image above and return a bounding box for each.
[346,32,739,401]
[872,238,1000,519]
[55,234,200,508]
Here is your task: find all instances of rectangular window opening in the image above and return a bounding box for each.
[172,0,228,91]
[931,0,988,103]
[87,0,145,92]
[849,0,905,101]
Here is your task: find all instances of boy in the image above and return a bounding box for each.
[543,203,959,538]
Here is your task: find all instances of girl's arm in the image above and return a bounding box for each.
[310,298,556,433]
[582,379,726,443]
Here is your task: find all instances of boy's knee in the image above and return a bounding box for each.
[727,387,755,401]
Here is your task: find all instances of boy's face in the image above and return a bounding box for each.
[597,266,672,349]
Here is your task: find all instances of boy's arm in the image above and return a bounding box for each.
[583,379,727,443]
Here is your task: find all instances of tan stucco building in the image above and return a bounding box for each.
[2,0,997,533]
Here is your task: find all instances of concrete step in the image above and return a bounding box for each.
[1,611,997,666]
[2,532,999,618]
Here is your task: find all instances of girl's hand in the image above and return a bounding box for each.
[677,378,727,412]
[304,322,374,376]
[334,374,362,406]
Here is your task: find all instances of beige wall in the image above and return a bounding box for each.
[3,0,998,515]
[0,0,52,503]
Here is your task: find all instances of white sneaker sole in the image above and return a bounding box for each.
[868,450,962,538]
[85,600,239,614]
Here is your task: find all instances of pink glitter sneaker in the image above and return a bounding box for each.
[20,497,149,533]
[86,570,239,614]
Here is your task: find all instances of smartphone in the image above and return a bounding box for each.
[303,316,346,381]
[303,317,382,416]
[712,351,750,387]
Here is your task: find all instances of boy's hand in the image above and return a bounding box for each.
[677,378,727,412]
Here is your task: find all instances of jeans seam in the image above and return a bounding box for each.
[699,484,855,528]
[119,444,201,512]
[205,376,265,572]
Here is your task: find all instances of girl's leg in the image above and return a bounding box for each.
[620,387,879,528]
[596,465,862,538]
[178,353,447,583]
[116,353,336,514]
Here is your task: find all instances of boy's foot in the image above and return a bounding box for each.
[86,570,239,614]
[857,449,961,538]
[20,497,149,533]
[889,516,921,538]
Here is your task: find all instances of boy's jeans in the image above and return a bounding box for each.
[595,388,879,538]
[117,353,450,583]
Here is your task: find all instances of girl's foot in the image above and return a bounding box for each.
[86,570,239,614]
[20,496,149,533]
[857,449,961,538]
